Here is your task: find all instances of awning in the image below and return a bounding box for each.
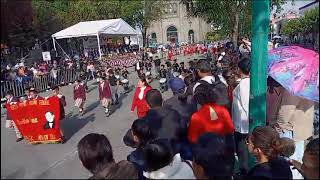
[52,18,138,39]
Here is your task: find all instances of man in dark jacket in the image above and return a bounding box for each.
[164,77,197,126]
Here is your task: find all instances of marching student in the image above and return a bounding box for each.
[4,90,23,142]
[73,79,86,115]
[99,76,112,117]
[29,88,44,100]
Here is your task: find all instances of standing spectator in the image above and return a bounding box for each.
[131,75,152,118]
[267,76,315,179]
[3,90,23,142]
[86,62,96,80]
[73,79,86,115]
[143,139,195,179]
[290,137,319,180]
[232,57,251,176]
[188,83,235,144]
[165,77,197,126]
[99,76,112,116]
[127,119,151,172]
[245,126,293,179]
[78,133,140,179]
[192,133,235,180]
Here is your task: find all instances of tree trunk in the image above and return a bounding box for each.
[232,11,240,51]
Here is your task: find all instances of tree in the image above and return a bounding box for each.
[134,0,163,47]
[183,0,287,49]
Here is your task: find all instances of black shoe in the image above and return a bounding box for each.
[16,137,24,142]
[106,112,111,117]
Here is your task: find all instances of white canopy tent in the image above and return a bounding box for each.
[52,18,138,59]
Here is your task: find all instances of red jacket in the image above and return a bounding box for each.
[99,80,112,100]
[188,103,235,143]
[131,86,152,118]
[74,84,86,101]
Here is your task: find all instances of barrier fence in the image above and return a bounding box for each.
[1,69,79,101]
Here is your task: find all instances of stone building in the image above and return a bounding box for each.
[146,0,211,45]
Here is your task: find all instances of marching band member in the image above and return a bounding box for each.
[131,75,152,118]
[29,88,44,100]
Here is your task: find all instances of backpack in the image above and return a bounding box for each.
[198,75,230,108]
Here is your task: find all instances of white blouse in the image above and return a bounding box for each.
[138,86,146,100]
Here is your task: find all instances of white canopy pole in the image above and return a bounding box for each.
[96,33,102,59]
[52,38,57,56]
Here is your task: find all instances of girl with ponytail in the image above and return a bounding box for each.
[245,126,294,179]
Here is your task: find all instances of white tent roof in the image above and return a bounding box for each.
[52,18,137,39]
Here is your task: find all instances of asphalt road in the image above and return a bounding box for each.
[1,54,199,179]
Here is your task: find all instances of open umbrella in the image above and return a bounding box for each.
[268,46,319,102]
[272,35,282,39]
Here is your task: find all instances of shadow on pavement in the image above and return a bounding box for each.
[61,112,96,142]
[3,167,26,179]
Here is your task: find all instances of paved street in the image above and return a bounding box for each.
[1,54,199,179]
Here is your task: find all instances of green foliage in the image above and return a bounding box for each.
[282,7,319,37]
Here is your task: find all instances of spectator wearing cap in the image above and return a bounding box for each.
[165,77,197,126]
[192,133,235,180]
[188,81,235,144]
[232,57,251,176]
[3,90,23,142]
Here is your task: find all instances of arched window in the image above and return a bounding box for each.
[167,26,178,43]
[188,30,194,44]
[151,33,157,44]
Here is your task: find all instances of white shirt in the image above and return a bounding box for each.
[193,75,228,93]
[138,86,146,100]
[232,78,250,134]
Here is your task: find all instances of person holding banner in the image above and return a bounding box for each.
[74,79,86,115]
[52,86,67,143]
[99,76,112,117]
[29,88,44,100]
[4,90,23,142]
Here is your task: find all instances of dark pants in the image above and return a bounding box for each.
[234,131,249,175]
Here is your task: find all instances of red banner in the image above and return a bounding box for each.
[6,97,62,144]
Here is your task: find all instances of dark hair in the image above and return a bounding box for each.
[146,89,163,108]
[250,126,295,159]
[105,160,139,179]
[238,58,251,75]
[139,74,150,87]
[132,119,151,147]
[193,133,235,179]
[305,137,319,157]
[52,86,59,91]
[6,90,13,96]
[143,139,174,172]
[196,60,211,73]
[77,133,114,174]
[24,87,30,92]
[194,83,216,105]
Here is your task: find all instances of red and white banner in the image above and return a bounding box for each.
[6,97,62,144]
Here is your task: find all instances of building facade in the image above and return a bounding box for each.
[146,0,211,45]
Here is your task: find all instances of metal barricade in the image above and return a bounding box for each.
[1,69,79,100]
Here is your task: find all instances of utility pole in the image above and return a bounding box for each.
[249,0,270,168]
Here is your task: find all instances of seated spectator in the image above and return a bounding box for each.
[127,119,151,170]
[290,137,319,179]
[188,82,235,144]
[192,133,235,180]
[245,126,293,179]
[78,133,139,179]
[143,139,195,179]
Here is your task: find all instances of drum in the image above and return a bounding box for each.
[115,75,120,79]
[145,71,151,76]
[159,78,167,84]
